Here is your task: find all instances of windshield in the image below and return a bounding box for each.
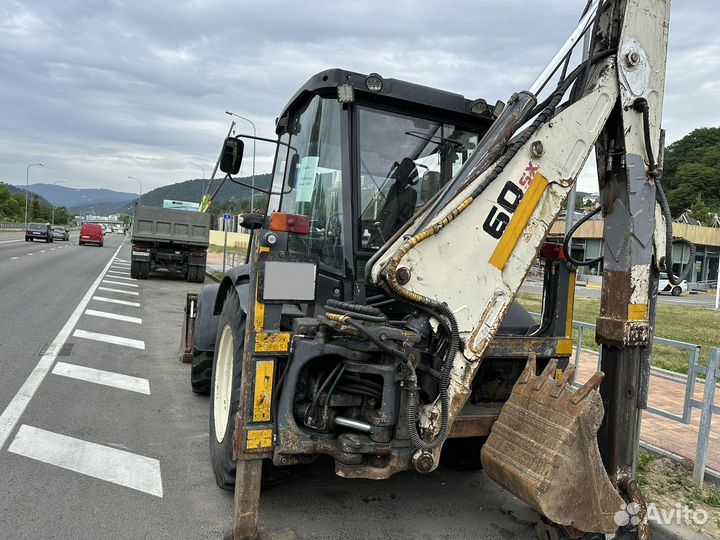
[356,106,479,249]
[280,95,345,275]
[28,223,46,230]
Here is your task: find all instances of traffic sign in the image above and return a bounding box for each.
[223,213,231,221]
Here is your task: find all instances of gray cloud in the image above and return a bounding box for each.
[0,0,718,194]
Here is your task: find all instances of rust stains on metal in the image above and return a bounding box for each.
[481,355,624,534]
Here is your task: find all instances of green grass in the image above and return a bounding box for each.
[516,292,720,375]
[208,244,247,256]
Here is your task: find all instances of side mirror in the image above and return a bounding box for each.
[219,137,244,175]
[287,153,300,189]
[237,213,264,230]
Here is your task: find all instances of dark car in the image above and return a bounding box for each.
[25,223,53,243]
[51,226,70,241]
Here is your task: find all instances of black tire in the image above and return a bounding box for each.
[190,349,213,394]
[79,241,83,246]
[25,237,29,242]
[671,286,682,296]
[187,265,198,283]
[130,261,141,279]
[209,292,246,490]
[188,265,204,283]
[139,261,150,279]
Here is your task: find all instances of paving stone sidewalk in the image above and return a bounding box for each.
[574,349,720,475]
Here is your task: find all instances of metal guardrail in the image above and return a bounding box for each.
[571,321,702,424]
[694,347,720,487]
[0,222,24,229]
[567,319,719,486]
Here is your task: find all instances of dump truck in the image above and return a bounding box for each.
[180,0,694,537]
[130,205,211,282]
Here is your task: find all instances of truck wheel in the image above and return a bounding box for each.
[130,261,140,279]
[209,292,246,490]
[188,265,204,283]
[190,349,213,394]
[139,262,150,279]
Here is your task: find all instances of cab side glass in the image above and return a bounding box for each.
[219,137,244,174]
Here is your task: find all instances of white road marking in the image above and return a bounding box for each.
[113,262,131,266]
[8,425,163,497]
[114,258,129,262]
[28,253,34,256]
[105,275,136,282]
[40,250,45,253]
[10,256,18,260]
[0,242,124,450]
[92,296,140,307]
[107,270,130,275]
[0,239,23,244]
[50,248,55,251]
[97,286,139,296]
[73,329,145,350]
[52,361,149,394]
[85,309,142,324]
[102,279,138,288]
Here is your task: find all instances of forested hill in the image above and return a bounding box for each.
[664,127,720,225]
[116,173,272,213]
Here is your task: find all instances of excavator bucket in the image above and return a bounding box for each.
[481,356,624,534]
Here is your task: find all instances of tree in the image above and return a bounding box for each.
[690,195,714,227]
[663,127,720,216]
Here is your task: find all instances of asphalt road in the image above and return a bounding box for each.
[0,233,536,540]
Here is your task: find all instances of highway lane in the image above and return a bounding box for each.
[0,231,117,414]
[0,239,536,540]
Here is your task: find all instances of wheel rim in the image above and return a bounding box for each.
[213,324,234,443]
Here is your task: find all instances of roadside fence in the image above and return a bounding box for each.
[0,222,24,230]
[570,318,719,487]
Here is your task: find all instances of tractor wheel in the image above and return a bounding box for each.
[209,292,246,490]
[190,349,213,395]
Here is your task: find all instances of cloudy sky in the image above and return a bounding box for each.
[1,0,718,195]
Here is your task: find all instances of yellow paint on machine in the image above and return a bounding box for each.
[628,303,648,321]
[556,338,574,356]
[565,271,576,338]
[255,332,291,353]
[252,360,274,422]
[489,173,550,270]
[246,429,273,449]
[254,301,265,332]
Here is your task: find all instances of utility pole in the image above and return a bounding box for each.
[225,111,256,212]
[24,162,44,228]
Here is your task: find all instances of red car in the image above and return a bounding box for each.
[79,223,104,247]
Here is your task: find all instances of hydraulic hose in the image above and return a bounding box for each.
[635,99,696,285]
[563,206,603,266]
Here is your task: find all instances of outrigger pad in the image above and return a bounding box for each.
[481,355,624,534]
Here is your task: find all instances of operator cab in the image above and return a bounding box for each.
[266,69,498,284]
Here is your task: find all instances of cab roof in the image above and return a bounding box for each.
[276,68,497,135]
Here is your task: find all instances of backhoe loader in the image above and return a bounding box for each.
[181,0,692,537]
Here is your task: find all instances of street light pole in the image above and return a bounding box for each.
[128,176,143,205]
[225,111,256,212]
[51,180,66,225]
[186,161,206,201]
[24,162,44,228]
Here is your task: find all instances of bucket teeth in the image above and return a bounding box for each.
[481,358,623,534]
